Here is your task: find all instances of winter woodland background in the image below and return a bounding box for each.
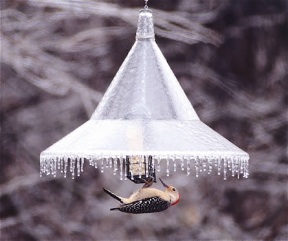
[1,0,287,240]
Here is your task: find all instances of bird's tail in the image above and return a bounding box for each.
[110,207,120,211]
[103,188,123,203]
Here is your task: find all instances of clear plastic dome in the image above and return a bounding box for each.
[40,9,249,180]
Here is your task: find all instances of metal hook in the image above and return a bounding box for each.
[144,0,148,9]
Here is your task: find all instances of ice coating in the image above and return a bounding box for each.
[40,8,249,180]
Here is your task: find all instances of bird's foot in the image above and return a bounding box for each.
[141,176,154,188]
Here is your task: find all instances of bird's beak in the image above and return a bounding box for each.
[159,178,169,188]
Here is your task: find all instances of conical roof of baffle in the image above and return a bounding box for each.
[40,9,249,178]
[92,10,199,121]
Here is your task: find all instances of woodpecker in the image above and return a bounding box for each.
[103,177,180,214]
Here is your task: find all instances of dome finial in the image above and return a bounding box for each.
[136,6,154,40]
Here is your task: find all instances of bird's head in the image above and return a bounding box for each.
[159,178,180,206]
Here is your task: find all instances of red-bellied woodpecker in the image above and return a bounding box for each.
[103,177,180,214]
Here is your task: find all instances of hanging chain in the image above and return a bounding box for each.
[144,0,148,9]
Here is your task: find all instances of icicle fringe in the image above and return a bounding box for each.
[40,153,249,180]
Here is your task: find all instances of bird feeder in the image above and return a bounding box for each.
[40,4,249,182]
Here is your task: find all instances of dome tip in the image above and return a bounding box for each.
[136,8,155,40]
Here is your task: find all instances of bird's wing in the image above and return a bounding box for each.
[110,196,170,214]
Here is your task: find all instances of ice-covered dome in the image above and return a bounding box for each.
[40,8,249,181]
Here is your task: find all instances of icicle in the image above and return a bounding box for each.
[240,158,244,174]
[45,159,49,175]
[236,158,240,179]
[202,158,207,173]
[93,159,98,169]
[52,159,57,177]
[145,156,149,178]
[157,158,161,173]
[60,158,64,173]
[173,158,177,172]
[195,158,199,177]
[119,158,123,180]
[124,158,127,181]
[70,158,75,179]
[152,157,155,173]
[214,158,218,168]
[50,158,56,177]
[199,159,203,174]
[217,158,221,176]
[57,157,60,171]
[244,159,249,178]
[64,157,68,178]
[43,159,48,176]
[51,159,57,177]
[207,158,212,174]
[54,158,57,176]
[166,158,170,177]
[69,158,73,173]
[81,158,84,172]
[130,169,134,180]
[104,158,107,168]
[101,158,104,173]
[91,158,94,168]
[231,158,235,177]
[40,159,45,177]
[129,157,134,181]
[46,159,51,176]
[109,158,113,169]
[39,160,43,177]
[47,159,50,175]
[43,158,47,175]
[139,157,142,178]
[40,163,43,177]
[113,158,118,176]
[41,159,45,176]
[77,158,81,177]
[227,158,232,172]
[49,159,52,176]
[242,159,245,178]
[181,158,185,171]
[187,159,191,176]
[246,159,249,178]
[223,158,227,180]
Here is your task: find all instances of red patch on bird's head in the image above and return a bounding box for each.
[171,195,180,206]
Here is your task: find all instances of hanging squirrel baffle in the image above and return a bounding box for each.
[40,7,249,181]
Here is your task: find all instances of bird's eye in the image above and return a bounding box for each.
[172,188,176,191]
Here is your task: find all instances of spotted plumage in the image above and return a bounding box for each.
[110,196,170,213]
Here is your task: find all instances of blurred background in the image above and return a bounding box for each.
[1,0,287,240]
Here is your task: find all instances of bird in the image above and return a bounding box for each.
[103,177,180,214]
